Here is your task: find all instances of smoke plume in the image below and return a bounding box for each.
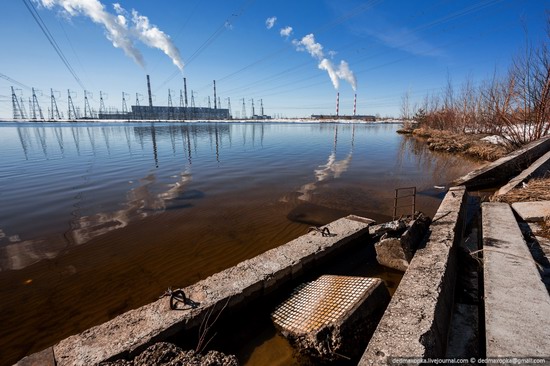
[336,60,357,91]
[292,33,356,91]
[292,34,324,60]
[39,0,184,71]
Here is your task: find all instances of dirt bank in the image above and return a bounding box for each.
[400,127,509,162]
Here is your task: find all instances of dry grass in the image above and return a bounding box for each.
[493,178,550,238]
[493,178,550,204]
[411,127,509,161]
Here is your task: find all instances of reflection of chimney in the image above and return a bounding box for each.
[336,92,339,116]
[146,75,153,108]
[353,93,357,116]
[213,80,217,109]
[183,77,188,107]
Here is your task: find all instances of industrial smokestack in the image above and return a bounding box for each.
[183,77,188,107]
[213,80,217,109]
[336,92,339,116]
[353,93,357,116]
[146,75,153,108]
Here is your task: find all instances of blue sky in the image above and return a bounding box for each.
[0,0,548,119]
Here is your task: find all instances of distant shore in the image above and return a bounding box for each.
[0,118,402,124]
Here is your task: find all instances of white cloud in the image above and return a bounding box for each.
[265,16,277,29]
[279,26,293,38]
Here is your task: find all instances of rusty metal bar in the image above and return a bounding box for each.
[393,187,416,220]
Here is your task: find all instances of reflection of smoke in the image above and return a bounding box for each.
[0,169,191,270]
[70,170,191,244]
[298,152,352,201]
[40,0,184,71]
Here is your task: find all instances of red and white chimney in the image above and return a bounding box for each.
[336,92,340,116]
[353,93,357,116]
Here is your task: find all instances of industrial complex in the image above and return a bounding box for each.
[10,75,375,121]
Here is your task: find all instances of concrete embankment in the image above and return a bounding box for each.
[358,186,467,365]
[454,135,550,189]
[16,215,374,366]
[482,202,550,357]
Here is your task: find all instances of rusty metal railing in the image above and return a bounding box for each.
[393,186,416,220]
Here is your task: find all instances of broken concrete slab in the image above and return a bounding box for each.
[14,347,55,366]
[374,238,409,272]
[374,214,431,272]
[512,200,550,222]
[43,215,372,366]
[496,150,550,196]
[482,202,550,358]
[368,220,406,237]
[359,186,467,365]
[454,135,550,189]
[272,275,389,361]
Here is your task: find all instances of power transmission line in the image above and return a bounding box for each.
[21,0,86,90]
[0,73,31,90]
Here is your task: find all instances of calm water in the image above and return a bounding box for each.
[0,121,480,365]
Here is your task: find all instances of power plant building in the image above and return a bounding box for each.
[99,105,230,120]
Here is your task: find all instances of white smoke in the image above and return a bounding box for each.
[292,34,324,60]
[336,60,357,91]
[131,10,184,71]
[318,59,339,90]
[265,16,277,29]
[39,0,184,71]
[279,26,293,38]
[292,33,356,91]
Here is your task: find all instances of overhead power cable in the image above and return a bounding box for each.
[156,0,256,92]
[21,0,86,90]
[0,73,31,90]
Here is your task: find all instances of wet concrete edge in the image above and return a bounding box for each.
[16,215,372,366]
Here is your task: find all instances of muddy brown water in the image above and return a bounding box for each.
[0,122,481,365]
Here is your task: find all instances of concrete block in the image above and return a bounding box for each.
[359,186,467,365]
[454,135,550,189]
[15,347,55,366]
[512,201,550,222]
[482,202,550,358]
[272,276,389,361]
[374,215,431,272]
[375,238,409,272]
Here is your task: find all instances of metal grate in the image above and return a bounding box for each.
[271,275,378,335]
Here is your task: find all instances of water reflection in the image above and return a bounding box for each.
[297,125,354,201]
[0,122,479,272]
[1,123,240,271]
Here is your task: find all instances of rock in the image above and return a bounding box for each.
[368,220,407,237]
[374,214,431,271]
[100,342,238,366]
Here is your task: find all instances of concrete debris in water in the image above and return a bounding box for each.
[99,342,238,366]
[373,213,431,272]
